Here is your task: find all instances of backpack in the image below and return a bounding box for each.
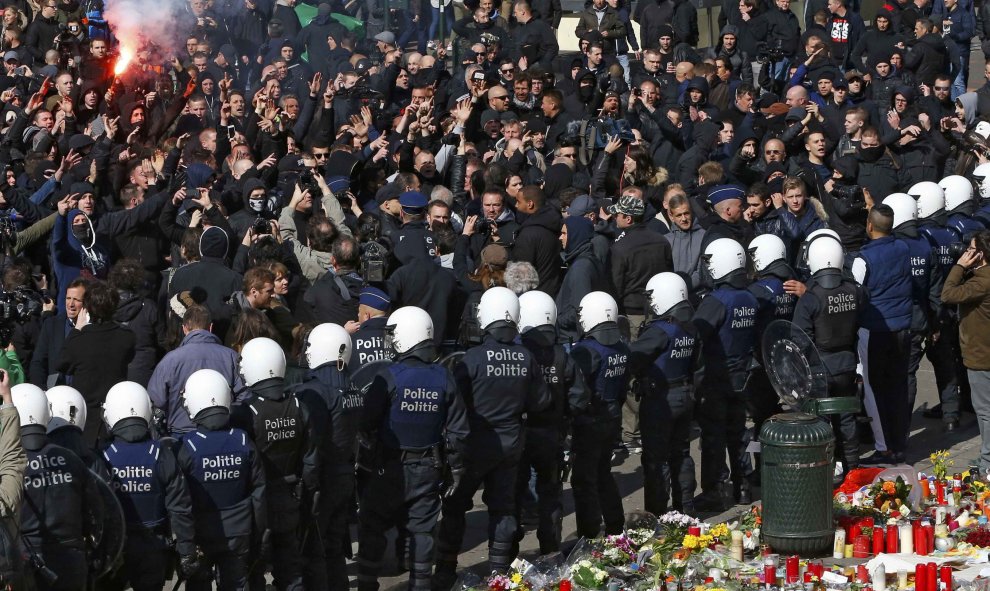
[360,240,389,284]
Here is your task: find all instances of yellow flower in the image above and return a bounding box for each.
[683,534,699,549]
[709,523,729,540]
[511,573,522,584]
[698,534,715,548]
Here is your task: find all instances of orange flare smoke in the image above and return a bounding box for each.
[114,47,134,77]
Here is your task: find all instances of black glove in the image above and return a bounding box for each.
[443,468,464,499]
[179,553,202,578]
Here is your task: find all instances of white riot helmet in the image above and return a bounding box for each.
[477,286,520,330]
[305,323,352,369]
[238,337,286,386]
[807,234,845,274]
[47,385,87,432]
[12,383,49,427]
[916,184,946,219]
[578,291,618,333]
[518,291,557,333]
[703,238,746,281]
[182,369,232,419]
[939,175,973,211]
[103,381,152,429]
[748,234,787,272]
[973,163,990,199]
[646,272,689,317]
[385,306,434,355]
[800,229,842,271]
[882,193,918,228]
[910,180,944,203]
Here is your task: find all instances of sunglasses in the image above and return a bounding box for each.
[501,68,514,74]
[934,86,950,91]
[765,149,782,154]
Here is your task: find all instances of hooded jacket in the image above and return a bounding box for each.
[556,217,610,343]
[166,226,243,335]
[52,208,109,309]
[113,290,162,387]
[511,205,564,295]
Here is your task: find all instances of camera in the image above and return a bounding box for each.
[756,40,785,65]
[831,183,865,204]
[299,170,321,196]
[252,217,271,236]
[472,70,487,82]
[948,241,968,260]
[0,288,42,348]
[474,217,493,235]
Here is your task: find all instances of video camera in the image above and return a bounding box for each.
[756,40,786,65]
[830,183,865,206]
[0,287,43,348]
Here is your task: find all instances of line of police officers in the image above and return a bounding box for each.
[6,168,990,590]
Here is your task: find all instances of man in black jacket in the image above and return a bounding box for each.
[302,235,364,326]
[30,278,86,388]
[510,186,563,296]
[510,2,559,71]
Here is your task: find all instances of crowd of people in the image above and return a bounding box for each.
[0,0,984,587]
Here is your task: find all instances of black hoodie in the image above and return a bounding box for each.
[511,205,564,295]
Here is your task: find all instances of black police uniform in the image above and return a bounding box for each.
[919,215,963,424]
[692,270,758,507]
[357,343,469,591]
[48,425,98,470]
[177,409,266,591]
[518,325,589,554]
[20,426,104,591]
[947,204,986,243]
[793,267,864,469]
[893,222,943,415]
[294,362,363,591]
[747,260,797,441]
[630,302,699,515]
[437,326,550,580]
[231,379,319,591]
[352,316,391,373]
[100,418,197,591]
[854,235,913,458]
[569,322,631,539]
[392,219,439,263]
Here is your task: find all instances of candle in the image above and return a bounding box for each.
[688,526,701,536]
[873,564,887,591]
[784,556,798,583]
[810,560,824,579]
[845,543,854,558]
[920,474,931,500]
[560,581,571,591]
[927,562,937,591]
[731,530,744,562]
[915,526,927,556]
[939,565,952,591]
[857,565,869,583]
[854,535,872,558]
[834,528,847,559]
[923,522,935,554]
[937,481,946,505]
[899,523,914,554]
[916,564,928,591]
[887,524,899,553]
[764,563,776,586]
[874,526,885,555]
[898,569,908,589]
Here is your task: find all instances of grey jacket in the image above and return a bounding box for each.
[664,220,706,291]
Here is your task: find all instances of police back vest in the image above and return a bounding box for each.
[919,222,956,279]
[247,394,305,483]
[461,340,537,436]
[180,429,252,511]
[103,439,166,529]
[522,340,568,430]
[298,370,363,467]
[383,363,449,451]
[858,236,912,332]
[897,233,934,330]
[709,286,758,371]
[573,338,630,404]
[645,319,696,386]
[352,317,390,371]
[808,278,859,352]
[947,213,985,242]
[21,443,87,544]
[751,277,796,323]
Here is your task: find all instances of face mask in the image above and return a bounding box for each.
[71,222,92,244]
[249,196,265,213]
[858,145,884,162]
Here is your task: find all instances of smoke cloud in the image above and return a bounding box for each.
[102,0,190,59]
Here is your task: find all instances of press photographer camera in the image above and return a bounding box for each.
[830,183,865,206]
[0,287,43,349]
[756,40,785,65]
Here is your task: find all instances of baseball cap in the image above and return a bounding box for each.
[607,195,645,217]
[374,31,396,46]
[568,194,598,217]
[359,287,391,311]
[3,51,17,63]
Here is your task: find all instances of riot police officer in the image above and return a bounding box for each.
[940,177,986,242]
[46,386,97,469]
[358,306,468,591]
[177,369,266,591]
[12,382,104,591]
[516,290,588,554]
[746,234,798,475]
[569,291,631,539]
[793,233,864,476]
[231,338,318,591]
[886,192,943,419]
[391,191,439,262]
[630,273,699,515]
[437,288,550,587]
[692,238,759,511]
[100,381,199,591]
[293,323,363,591]
[917,184,964,429]
[972,163,990,225]
[853,205,913,463]
[351,287,392,373]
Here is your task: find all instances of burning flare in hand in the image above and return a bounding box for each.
[114,47,134,77]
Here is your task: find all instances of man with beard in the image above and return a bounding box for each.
[708,26,752,85]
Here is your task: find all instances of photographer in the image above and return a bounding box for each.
[820,156,869,252]
[941,230,990,473]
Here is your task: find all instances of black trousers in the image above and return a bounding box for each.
[570,413,624,539]
[516,426,563,554]
[640,385,696,514]
[865,329,912,454]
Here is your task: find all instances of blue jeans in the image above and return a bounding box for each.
[429,4,453,41]
[952,52,969,101]
[616,53,631,84]
[397,10,428,53]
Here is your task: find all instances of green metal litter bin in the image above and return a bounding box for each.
[760,412,835,555]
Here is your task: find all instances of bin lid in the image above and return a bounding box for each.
[761,320,829,411]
